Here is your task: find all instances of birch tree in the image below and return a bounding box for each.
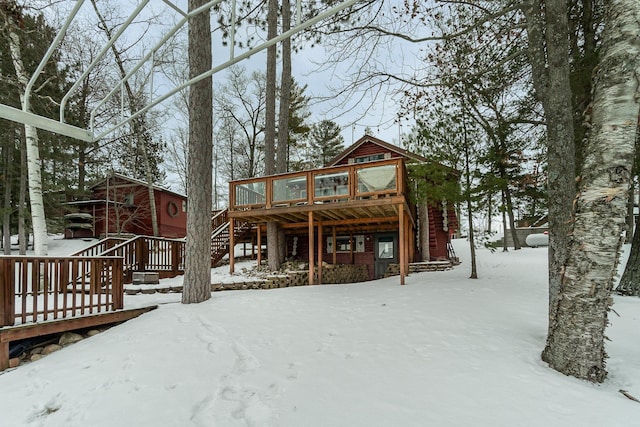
[0,2,48,255]
[541,0,640,382]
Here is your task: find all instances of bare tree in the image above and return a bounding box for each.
[90,0,162,236]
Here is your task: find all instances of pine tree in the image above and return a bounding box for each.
[307,120,344,167]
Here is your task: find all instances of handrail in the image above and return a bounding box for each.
[100,235,185,282]
[0,256,123,327]
[70,237,130,258]
[230,158,406,211]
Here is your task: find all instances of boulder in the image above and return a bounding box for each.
[41,344,62,355]
[59,332,83,346]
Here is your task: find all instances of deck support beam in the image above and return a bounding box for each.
[308,211,314,285]
[229,218,235,274]
[256,224,262,266]
[399,203,406,285]
[317,221,323,285]
[332,227,337,265]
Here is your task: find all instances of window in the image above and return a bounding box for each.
[377,237,394,259]
[124,193,134,207]
[354,154,384,163]
[327,235,365,253]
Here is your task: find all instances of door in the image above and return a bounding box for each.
[374,233,398,279]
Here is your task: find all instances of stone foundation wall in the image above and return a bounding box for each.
[125,264,370,295]
[384,261,453,277]
[320,264,369,284]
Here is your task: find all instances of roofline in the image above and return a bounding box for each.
[89,172,186,199]
[328,135,429,166]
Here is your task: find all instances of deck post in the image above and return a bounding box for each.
[332,227,337,265]
[308,211,314,285]
[317,221,323,285]
[229,218,235,274]
[112,258,124,309]
[399,203,406,285]
[0,341,8,371]
[0,259,15,327]
[171,240,180,276]
[256,225,262,266]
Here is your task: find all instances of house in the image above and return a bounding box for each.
[64,173,187,239]
[227,135,459,285]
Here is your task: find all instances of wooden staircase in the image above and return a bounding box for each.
[210,209,253,266]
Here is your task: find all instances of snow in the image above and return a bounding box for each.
[1,238,639,426]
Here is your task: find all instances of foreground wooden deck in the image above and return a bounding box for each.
[0,252,161,371]
[0,305,157,370]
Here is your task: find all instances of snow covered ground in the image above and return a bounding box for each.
[0,238,639,426]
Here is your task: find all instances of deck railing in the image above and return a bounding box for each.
[70,236,130,258]
[0,256,123,327]
[229,158,407,211]
[101,235,185,282]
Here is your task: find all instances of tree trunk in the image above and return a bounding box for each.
[503,183,521,250]
[418,202,430,261]
[523,0,575,330]
[501,190,508,252]
[463,125,477,279]
[18,132,26,255]
[265,0,280,271]
[617,215,640,295]
[182,0,213,304]
[486,192,492,234]
[3,136,12,255]
[275,0,292,264]
[625,176,635,243]
[542,0,640,382]
[5,23,48,255]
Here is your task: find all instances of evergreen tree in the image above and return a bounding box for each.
[307,120,344,167]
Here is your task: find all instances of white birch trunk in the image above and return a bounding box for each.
[542,0,640,382]
[7,28,48,256]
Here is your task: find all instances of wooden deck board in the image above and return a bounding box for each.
[0,305,157,371]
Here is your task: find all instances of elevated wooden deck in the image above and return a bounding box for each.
[228,158,414,226]
[227,158,416,285]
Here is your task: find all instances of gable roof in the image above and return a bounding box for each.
[89,172,186,199]
[328,135,429,166]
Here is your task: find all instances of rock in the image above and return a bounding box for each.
[86,329,101,337]
[41,344,62,355]
[59,332,83,346]
[30,346,43,355]
[9,358,20,368]
[31,354,44,362]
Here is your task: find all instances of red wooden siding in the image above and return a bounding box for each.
[334,141,402,165]
[67,176,187,239]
